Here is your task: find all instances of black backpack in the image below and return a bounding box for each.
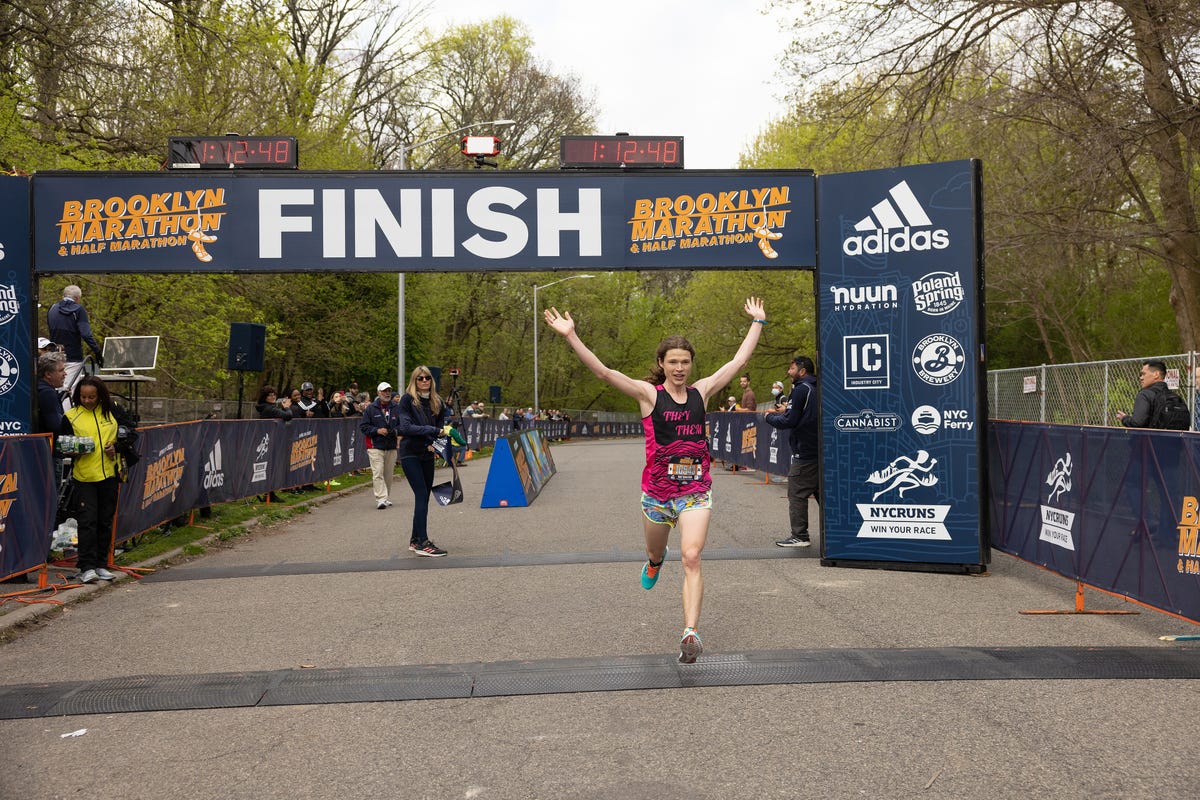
[1150,384,1192,431]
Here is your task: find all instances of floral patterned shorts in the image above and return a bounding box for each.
[640,490,713,528]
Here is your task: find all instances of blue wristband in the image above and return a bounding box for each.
[753,318,768,325]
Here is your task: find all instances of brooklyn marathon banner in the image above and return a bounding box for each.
[990,421,1200,623]
[115,418,367,543]
[0,434,55,580]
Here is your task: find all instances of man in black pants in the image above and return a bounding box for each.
[765,356,819,547]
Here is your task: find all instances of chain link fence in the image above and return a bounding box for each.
[988,352,1198,429]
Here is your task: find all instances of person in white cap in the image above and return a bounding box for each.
[359,381,401,509]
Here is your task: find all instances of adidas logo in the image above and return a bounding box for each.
[333,432,343,466]
[842,180,949,256]
[203,440,225,489]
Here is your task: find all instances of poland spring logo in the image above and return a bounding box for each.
[843,181,950,257]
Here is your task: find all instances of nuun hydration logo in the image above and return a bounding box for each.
[842,181,950,256]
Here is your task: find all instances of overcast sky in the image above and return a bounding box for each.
[420,0,797,170]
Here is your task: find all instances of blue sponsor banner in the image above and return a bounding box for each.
[0,176,32,435]
[990,422,1200,622]
[0,435,55,580]
[816,160,986,568]
[32,171,816,273]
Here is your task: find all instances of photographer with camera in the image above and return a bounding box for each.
[63,377,122,583]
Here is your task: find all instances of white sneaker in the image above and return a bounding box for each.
[377,500,388,510]
[94,567,116,580]
[78,569,99,584]
[383,499,393,507]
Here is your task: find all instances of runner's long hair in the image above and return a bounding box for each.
[644,335,695,384]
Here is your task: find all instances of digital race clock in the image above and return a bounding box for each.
[168,136,299,169]
[560,135,684,169]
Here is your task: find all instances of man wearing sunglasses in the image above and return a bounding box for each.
[360,381,401,509]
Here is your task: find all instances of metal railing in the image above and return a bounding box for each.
[987,352,1198,429]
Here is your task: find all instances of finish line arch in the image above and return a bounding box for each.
[0,161,985,571]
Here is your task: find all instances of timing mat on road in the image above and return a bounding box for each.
[3,645,1198,719]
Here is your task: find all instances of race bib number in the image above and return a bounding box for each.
[667,456,701,483]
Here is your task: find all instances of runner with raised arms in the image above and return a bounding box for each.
[544,297,767,662]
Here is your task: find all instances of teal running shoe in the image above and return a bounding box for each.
[641,546,667,590]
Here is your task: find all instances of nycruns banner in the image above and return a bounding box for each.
[115,418,368,543]
[990,421,1200,623]
[816,160,987,571]
[30,171,816,273]
[0,435,55,581]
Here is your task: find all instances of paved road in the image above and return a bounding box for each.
[2,439,1198,799]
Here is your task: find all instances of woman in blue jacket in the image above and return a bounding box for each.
[395,366,451,557]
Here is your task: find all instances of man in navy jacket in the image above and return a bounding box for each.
[764,356,819,547]
[360,382,400,509]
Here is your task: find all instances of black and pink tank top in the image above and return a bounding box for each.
[641,385,711,501]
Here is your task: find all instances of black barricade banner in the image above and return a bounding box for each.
[0,435,55,580]
[990,421,1200,623]
[115,418,368,540]
[117,422,200,543]
[707,412,792,476]
[285,422,320,488]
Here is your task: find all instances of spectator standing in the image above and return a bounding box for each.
[1116,360,1190,429]
[327,391,355,417]
[255,386,293,420]
[725,396,739,411]
[294,382,329,418]
[395,366,450,557]
[360,382,400,510]
[47,284,103,404]
[35,352,68,435]
[739,374,757,411]
[64,377,120,583]
[764,356,819,547]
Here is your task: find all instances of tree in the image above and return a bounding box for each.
[775,0,1200,351]
[404,16,597,170]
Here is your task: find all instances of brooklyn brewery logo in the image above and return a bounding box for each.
[1039,452,1075,551]
[912,271,964,316]
[842,181,950,257]
[856,449,951,540]
[836,409,902,432]
[203,439,225,489]
[912,333,965,386]
[0,346,18,396]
